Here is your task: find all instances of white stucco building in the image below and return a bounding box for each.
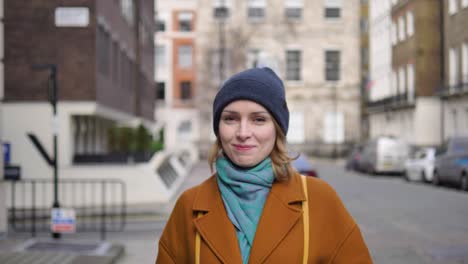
[196,0,362,157]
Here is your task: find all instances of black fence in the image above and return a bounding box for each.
[8,178,126,240]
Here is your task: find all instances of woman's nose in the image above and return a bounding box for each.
[236,120,252,139]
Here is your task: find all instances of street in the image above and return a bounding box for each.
[112,160,468,264]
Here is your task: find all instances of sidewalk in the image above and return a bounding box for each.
[0,161,211,264]
[0,237,124,264]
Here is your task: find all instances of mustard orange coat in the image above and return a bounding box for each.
[156,172,373,264]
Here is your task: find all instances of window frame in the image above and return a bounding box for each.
[284,0,303,21]
[324,0,341,19]
[325,50,341,82]
[178,45,193,69]
[247,0,266,22]
[286,49,302,81]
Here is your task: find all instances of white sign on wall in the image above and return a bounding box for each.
[323,111,344,143]
[55,7,90,27]
[287,111,305,143]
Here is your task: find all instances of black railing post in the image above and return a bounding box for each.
[101,182,106,241]
[11,181,16,230]
[31,182,36,237]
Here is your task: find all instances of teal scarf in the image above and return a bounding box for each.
[216,157,275,264]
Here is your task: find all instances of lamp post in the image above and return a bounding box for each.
[32,64,61,239]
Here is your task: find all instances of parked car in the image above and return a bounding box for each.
[345,144,363,171]
[292,153,318,177]
[433,137,468,190]
[404,147,437,182]
[359,136,410,175]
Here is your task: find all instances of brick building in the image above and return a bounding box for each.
[440,0,468,138]
[368,0,443,146]
[2,0,156,178]
[154,0,200,154]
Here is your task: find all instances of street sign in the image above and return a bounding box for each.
[3,142,10,165]
[4,165,21,181]
[51,208,76,233]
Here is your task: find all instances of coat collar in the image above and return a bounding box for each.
[192,172,306,263]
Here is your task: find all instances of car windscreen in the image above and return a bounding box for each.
[453,139,468,154]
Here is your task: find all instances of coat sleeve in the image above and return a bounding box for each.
[330,221,373,263]
[155,241,176,264]
[155,187,198,264]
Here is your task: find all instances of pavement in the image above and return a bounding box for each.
[0,161,212,264]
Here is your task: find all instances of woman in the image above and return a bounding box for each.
[156,68,373,264]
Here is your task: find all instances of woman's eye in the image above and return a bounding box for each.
[254,117,266,123]
[222,116,236,122]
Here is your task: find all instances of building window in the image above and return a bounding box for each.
[112,41,119,83]
[156,82,165,100]
[449,47,459,88]
[213,0,231,19]
[246,49,260,68]
[178,45,192,68]
[120,0,134,25]
[285,0,303,20]
[398,16,405,41]
[325,0,341,19]
[407,64,415,102]
[156,19,165,32]
[406,12,414,37]
[398,67,405,95]
[391,21,397,45]
[325,50,340,81]
[286,50,301,81]
[178,12,193,31]
[463,0,468,8]
[449,0,458,15]
[155,45,166,67]
[247,0,266,21]
[462,42,468,84]
[180,81,192,100]
[97,25,110,76]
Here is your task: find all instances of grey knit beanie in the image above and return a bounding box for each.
[213,67,289,136]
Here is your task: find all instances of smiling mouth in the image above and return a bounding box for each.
[233,144,254,151]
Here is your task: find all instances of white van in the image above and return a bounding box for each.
[360,137,410,174]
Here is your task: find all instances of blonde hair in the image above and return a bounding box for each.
[208,118,296,181]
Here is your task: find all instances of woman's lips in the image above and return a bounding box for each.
[233,144,254,151]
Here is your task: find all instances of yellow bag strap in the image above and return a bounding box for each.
[194,176,309,264]
[301,175,309,264]
[195,211,203,264]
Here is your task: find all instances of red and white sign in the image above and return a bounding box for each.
[51,208,76,233]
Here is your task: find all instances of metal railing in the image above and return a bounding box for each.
[8,178,126,240]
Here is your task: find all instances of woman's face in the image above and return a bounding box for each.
[219,100,276,168]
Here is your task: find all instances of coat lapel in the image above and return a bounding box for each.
[192,176,243,263]
[248,173,306,264]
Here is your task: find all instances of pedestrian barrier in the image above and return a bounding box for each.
[8,178,126,240]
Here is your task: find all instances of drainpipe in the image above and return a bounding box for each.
[439,0,445,143]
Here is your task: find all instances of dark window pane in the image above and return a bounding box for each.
[248,8,265,19]
[326,50,340,81]
[214,7,229,19]
[156,82,165,100]
[285,8,302,19]
[181,81,191,100]
[325,8,341,18]
[286,50,301,81]
[156,20,165,31]
[179,21,191,31]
